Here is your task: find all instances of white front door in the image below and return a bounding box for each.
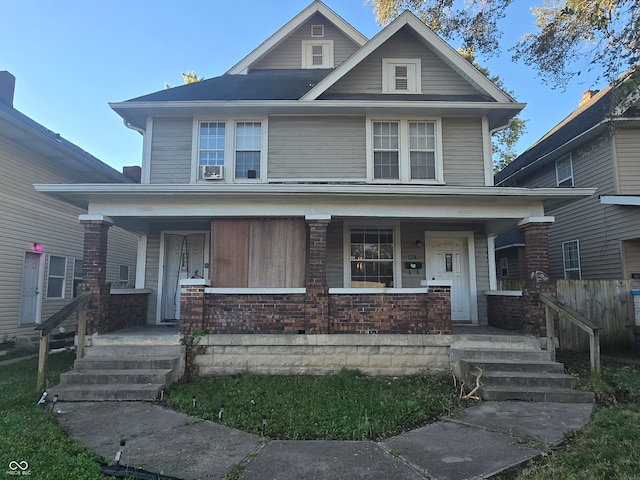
[162,233,206,321]
[20,252,43,325]
[425,236,471,322]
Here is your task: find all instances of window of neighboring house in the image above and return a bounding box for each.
[382,59,421,94]
[499,257,509,278]
[235,121,262,179]
[199,122,225,178]
[119,265,130,286]
[302,40,333,68]
[367,118,442,183]
[556,154,574,187]
[46,255,67,299]
[72,259,83,298]
[349,228,395,287]
[562,240,582,279]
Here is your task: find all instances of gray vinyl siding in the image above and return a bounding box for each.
[326,27,480,96]
[474,233,489,325]
[442,117,485,186]
[149,117,192,184]
[541,139,630,279]
[400,222,427,288]
[268,116,366,179]
[615,127,640,195]
[0,135,138,339]
[251,13,360,70]
[495,247,526,281]
[144,232,161,324]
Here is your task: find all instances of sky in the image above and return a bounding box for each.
[1,0,606,173]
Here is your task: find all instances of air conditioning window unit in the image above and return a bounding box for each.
[201,165,224,180]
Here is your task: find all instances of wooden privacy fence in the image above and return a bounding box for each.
[556,280,633,351]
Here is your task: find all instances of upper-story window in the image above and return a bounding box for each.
[311,24,324,37]
[556,154,574,187]
[195,119,267,182]
[302,40,334,68]
[366,118,443,183]
[382,58,422,94]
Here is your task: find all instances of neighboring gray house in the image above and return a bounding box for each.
[37,1,592,335]
[495,70,640,287]
[0,71,139,342]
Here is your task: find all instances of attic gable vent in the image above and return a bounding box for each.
[311,24,324,37]
[394,65,408,90]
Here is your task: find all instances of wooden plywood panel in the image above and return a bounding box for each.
[211,220,249,287]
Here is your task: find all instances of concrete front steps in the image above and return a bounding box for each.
[51,341,185,402]
[451,336,595,403]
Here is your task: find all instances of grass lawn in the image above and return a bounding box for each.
[165,368,462,440]
[0,352,107,479]
[495,351,640,480]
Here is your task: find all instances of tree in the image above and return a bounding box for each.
[457,48,527,171]
[164,71,204,89]
[368,0,639,88]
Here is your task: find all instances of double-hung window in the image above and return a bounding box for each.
[195,119,266,182]
[556,154,574,187]
[368,118,442,183]
[47,255,67,299]
[562,240,581,279]
[349,228,395,287]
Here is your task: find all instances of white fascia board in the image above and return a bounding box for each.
[301,12,516,103]
[226,1,368,75]
[600,195,640,206]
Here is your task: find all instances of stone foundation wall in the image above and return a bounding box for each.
[194,334,451,376]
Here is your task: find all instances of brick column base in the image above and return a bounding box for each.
[80,218,112,335]
[180,281,207,335]
[426,285,452,334]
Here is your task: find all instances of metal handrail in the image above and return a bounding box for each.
[34,292,90,390]
[541,293,600,374]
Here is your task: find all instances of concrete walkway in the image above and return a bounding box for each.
[55,400,593,480]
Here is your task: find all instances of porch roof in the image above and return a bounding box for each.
[34,183,595,235]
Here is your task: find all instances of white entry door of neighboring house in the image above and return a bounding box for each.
[425,235,472,322]
[162,233,206,321]
[20,252,44,325]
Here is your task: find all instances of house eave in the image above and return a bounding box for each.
[34,183,595,211]
[110,100,525,132]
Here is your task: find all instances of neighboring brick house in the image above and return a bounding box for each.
[0,71,139,342]
[495,69,640,287]
[37,1,593,338]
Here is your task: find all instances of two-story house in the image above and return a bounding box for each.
[495,69,640,287]
[36,1,593,343]
[0,71,139,344]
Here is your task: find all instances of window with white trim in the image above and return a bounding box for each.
[349,228,395,287]
[311,24,324,37]
[119,265,130,285]
[199,122,225,177]
[235,121,262,179]
[367,118,442,183]
[499,257,509,278]
[302,40,333,68]
[382,59,421,94]
[72,259,83,298]
[562,240,581,279]
[556,154,574,187]
[47,255,67,299]
[195,119,267,182]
